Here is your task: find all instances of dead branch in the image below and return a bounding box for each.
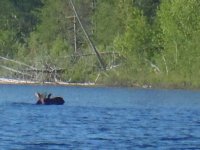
[23,68,66,73]
[0,65,32,77]
[64,51,121,58]
[0,56,36,69]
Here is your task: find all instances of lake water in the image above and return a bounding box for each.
[0,84,200,149]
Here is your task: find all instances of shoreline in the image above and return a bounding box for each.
[0,78,151,89]
[0,77,199,90]
[0,78,96,87]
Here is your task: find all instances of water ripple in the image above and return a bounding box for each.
[1,85,200,149]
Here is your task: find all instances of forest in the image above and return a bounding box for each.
[0,0,200,88]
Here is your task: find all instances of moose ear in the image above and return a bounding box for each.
[48,93,52,98]
[35,92,40,98]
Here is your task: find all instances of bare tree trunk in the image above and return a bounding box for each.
[73,15,77,53]
[162,53,168,75]
[174,40,178,64]
[69,0,106,70]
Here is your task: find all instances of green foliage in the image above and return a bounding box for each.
[157,0,200,82]
[0,0,18,56]
[113,0,153,70]
[93,1,120,49]
[1,0,200,88]
[134,0,160,23]
[26,0,73,62]
[0,0,42,57]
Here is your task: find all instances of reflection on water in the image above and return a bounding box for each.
[0,84,200,149]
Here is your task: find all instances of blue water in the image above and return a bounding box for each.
[1,85,200,149]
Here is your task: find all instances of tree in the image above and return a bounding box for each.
[26,0,72,62]
[0,0,19,57]
[93,0,121,50]
[134,0,161,23]
[114,0,151,61]
[157,0,200,83]
[11,0,43,43]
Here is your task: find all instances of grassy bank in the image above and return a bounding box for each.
[98,67,200,90]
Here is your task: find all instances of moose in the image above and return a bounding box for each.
[35,92,65,105]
